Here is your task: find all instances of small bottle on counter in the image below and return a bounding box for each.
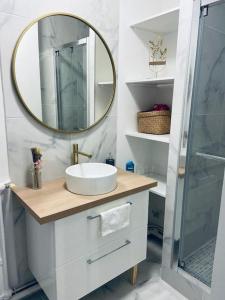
[105,153,115,166]
[126,160,135,173]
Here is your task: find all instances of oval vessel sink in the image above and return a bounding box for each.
[65,163,117,195]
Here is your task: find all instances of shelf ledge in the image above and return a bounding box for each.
[126,77,174,87]
[148,173,166,197]
[130,7,180,34]
[126,131,170,144]
[140,173,166,197]
[98,81,113,86]
[150,180,166,198]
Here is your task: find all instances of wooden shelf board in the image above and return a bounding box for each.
[131,7,180,34]
[126,77,174,86]
[126,131,170,144]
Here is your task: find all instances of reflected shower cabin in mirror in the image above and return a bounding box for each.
[13,14,115,132]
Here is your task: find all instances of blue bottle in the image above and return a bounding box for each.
[126,160,135,173]
[105,153,115,166]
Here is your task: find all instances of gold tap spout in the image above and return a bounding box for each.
[72,144,92,165]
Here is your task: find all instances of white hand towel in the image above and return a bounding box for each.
[100,203,131,237]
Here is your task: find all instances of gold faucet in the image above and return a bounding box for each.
[72,144,92,165]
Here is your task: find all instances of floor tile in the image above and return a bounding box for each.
[183,237,215,286]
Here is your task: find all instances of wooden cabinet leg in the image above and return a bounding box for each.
[130,264,138,285]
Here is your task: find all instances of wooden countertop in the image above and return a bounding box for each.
[13,169,157,224]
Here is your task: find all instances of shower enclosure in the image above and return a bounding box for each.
[177,0,225,288]
[55,40,88,131]
[39,32,96,132]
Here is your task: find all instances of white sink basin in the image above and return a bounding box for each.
[65,163,117,195]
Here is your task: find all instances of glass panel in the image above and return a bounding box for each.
[56,42,87,131]
[178,1,225,287]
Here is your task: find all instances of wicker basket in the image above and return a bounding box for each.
[137,110,171,135]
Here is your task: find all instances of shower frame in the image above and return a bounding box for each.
[161,0,225,299]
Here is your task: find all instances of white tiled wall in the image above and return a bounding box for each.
[0,0,119,289]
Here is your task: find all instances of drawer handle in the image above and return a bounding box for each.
[87,202,133,220]
[87,240,131,264]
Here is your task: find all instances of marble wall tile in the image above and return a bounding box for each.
[195,26,225,115]
[0,13,30,118]
[69,115,117,163]
[0,52,9,183]
[0,0,115,20]
[191,115,225,156]
[4,193,33,289]
[6,116,71,186]
[38,16,88,51]
[0,0,119,290]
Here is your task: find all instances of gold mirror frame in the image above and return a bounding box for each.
[11,12,116,134]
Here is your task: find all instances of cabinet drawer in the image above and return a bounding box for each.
[55,191,149,267]
[86,191,148,246]
[56,227,147,300]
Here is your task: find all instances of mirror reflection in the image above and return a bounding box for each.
[13,14,115,132]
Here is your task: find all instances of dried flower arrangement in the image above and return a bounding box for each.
[149,36,167,77]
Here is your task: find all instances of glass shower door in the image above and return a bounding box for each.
[55,41,87,131]
[178,0,225,287]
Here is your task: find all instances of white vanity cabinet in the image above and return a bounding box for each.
[13,170,156,299]
[26,191,149,300]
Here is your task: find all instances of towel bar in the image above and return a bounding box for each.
[87,201,133,220]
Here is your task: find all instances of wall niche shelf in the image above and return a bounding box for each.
[130,7,180,33]
[126,131,170,144]
[126,77,174,87]
[117,4,180,241]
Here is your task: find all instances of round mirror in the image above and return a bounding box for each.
[12,13,116,133]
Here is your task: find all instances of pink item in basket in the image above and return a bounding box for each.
[152,104,170,111]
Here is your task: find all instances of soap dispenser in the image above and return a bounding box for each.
[105,153,115,166]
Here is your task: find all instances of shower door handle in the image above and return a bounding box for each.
[196,152,225,163]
